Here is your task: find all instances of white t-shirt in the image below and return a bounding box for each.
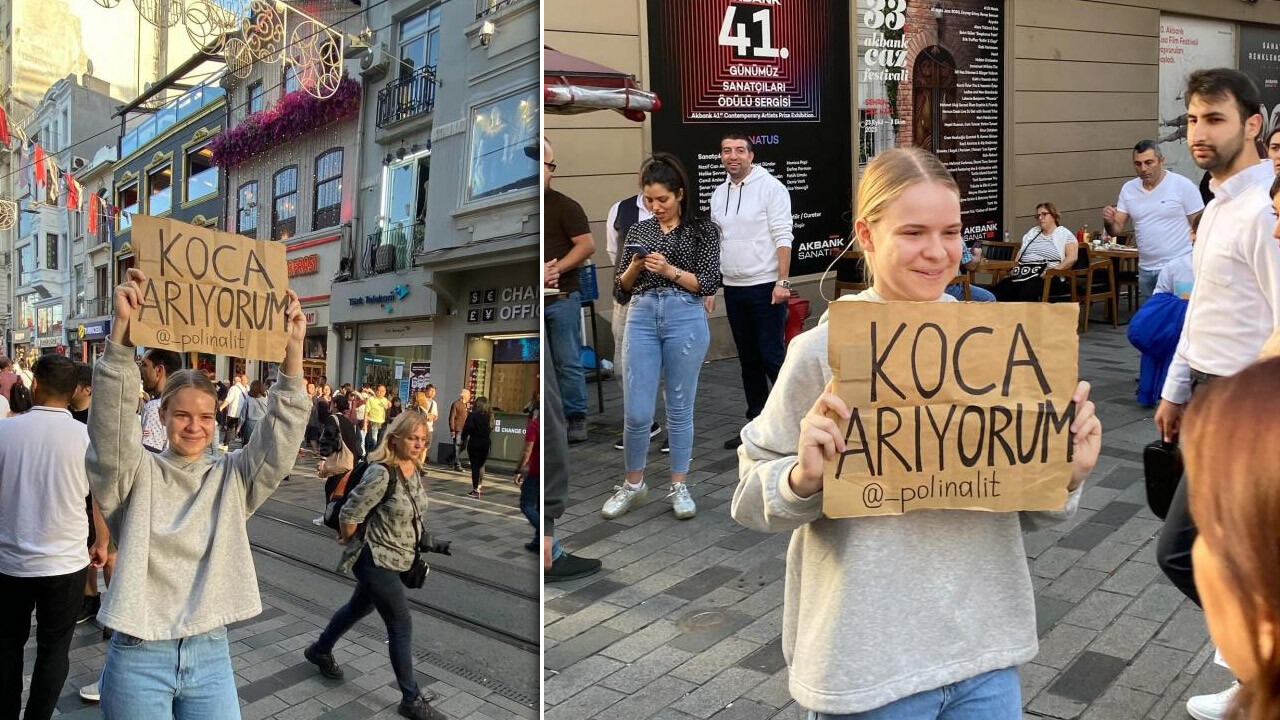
[1018,226,1076,264]
[1154,253,1195,299]
[0,407,91,576]
[423,398,438,432]
[0,394,8,417]
[1117,172,1203,272]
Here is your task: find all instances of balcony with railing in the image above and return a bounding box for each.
[76,296,111,319]
[363,223,424,276]
[476,0,523,18]
[376,66,437,129]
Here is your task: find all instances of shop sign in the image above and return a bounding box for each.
[304,311,318,325]
[11,330,31,344]
[36,336,60,348]
[77,321,111,340]
[467,285,540,323]
[287,254,320,277]
[349,284,410,309]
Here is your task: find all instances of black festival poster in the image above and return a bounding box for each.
[647,0,854,277]
[1239,24,1280,140]
[857,0,1005,244]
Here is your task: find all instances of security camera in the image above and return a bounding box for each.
[479,20,496,46]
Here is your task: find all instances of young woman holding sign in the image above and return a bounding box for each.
[87,268,310,720]
[731,148,1103,720]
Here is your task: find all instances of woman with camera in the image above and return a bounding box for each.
[305,410,446,720]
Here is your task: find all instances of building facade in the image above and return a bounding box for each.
[548,0,1280,360]
[65,144,118,364]
[216,3,365,388]
[334,0,539,461]
[7,75,120,362]
[110,80,226,373]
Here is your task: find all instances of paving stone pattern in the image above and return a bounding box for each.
[547,322,1231,720]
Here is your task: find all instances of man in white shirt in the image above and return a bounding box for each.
[1103,140,1204,300]
[0,355,100,719]
[709,133,794,449]
[139,349,181,452]
[1153,68,1280,720]
[219,373,247,445]
[421,384,439,463]
[604,184,662,451]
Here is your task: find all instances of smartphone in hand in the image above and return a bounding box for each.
[625,243,650,258]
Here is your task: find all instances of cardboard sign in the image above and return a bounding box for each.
[824,301,1079,518]
[130,216,291,362]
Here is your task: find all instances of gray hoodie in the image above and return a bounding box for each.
[87,339,309,641]
[731,289,1082,714]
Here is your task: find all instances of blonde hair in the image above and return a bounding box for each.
[159,369,219,412]
[855,148,959,281]
[368,411,430,469]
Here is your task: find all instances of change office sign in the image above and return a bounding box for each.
[647,0,853,277]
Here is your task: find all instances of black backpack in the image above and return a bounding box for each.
[323,460,395,531]
[8,378,32,414]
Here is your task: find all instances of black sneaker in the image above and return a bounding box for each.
[724,435,743,450]
[546,552,602,582]
[613,439,625,450]
[398,693,446,720]
[524,540,539,553]
[76,595,100,625]
[660,438,669,454]
[649,422,661,438]
[304,643,344,679]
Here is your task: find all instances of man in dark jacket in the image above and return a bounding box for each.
[448,389,470,472]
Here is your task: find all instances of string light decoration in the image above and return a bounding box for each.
[0,199,15,231]
[241,0,287,63]
[183,0,245,52]
[286,16,344,99]
[93,0,123,7]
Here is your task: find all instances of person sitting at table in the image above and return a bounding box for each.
[994,202,1078,302]
[944,239,996,301]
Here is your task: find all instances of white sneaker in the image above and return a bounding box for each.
[79,681,100,702]
[311,516,325,526]
[668,483,697,519]
[1186,682,1240,720]
[602,482,647,519]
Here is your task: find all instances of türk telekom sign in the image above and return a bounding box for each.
[647,0,853,277]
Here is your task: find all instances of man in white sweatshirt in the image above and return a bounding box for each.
[710,133,794,449]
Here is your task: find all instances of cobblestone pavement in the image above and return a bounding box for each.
[21,459,538,719]
[546,320,1231,720]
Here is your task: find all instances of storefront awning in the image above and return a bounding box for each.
[543,47,661,122]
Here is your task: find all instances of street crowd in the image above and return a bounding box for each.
[0,262,545,719]
[543,67,1280,720]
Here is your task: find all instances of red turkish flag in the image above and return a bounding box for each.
[32,144,45,187]
[88,193,99,235]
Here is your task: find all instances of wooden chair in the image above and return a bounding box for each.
[1114,256,1140,313]
[1078,246,1119,331]
[1040,245,1091,330]
[978,241,1021,283]
[950,273,972,300]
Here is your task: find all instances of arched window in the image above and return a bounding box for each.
[313,148,343,230]
[272,166,298,241]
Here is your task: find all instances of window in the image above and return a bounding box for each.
[118,181,139,232]
[272,166,298,241]
[18,198,34,238]
[238,181,259,236]
[148,163,173,215]
[95,190,110,245]
[74,264,84,317]
[95,266,108,300]
[313,148,343,230]
[399,7,442,77]
[18,244,36,286]
[467,88,538,201]
[45,233,58,271]
[185,142,218,202]
[247,81,264,114]
[61,109,68,152]
[284,63,301,94]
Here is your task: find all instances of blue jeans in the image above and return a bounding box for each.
[723,283,786,419]
[945,283,996,302]
[546,291,588,420]
[1139,267,1160,302]
[807,667,1021,720]
[624,288,710,474]
[316,547,420,703]
[100,626,239,720]
[520,473,540,542]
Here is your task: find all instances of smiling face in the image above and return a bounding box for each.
[720,138,754,182]
[857,181,962,302]
[161,387,218,459]
[643,182,683,226]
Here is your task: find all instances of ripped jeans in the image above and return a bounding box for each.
[623,288,710,474]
